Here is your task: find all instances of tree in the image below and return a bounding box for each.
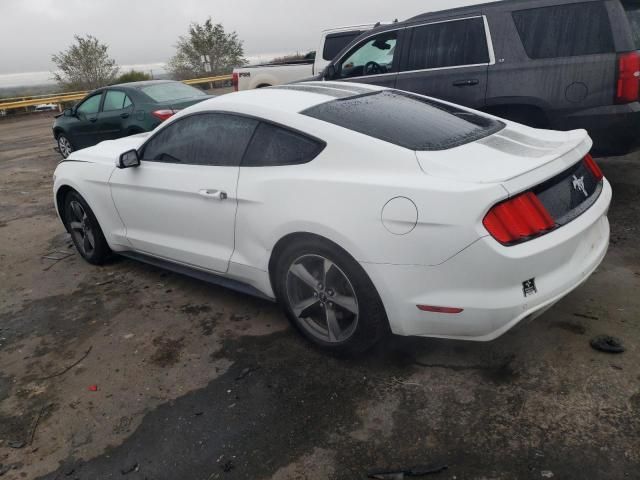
[167,18,246,79]
[115,69,152,84]
[51,35,119,91]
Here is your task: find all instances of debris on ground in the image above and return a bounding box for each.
[120,462,138,475]
[590,335,625,354]
[235,366,259,381]
[8,441,25,449]
[36,346,93,381]
[41,250,74,271]
[367,464,448,479]
[0,464,10,476]
[88,384,98,392]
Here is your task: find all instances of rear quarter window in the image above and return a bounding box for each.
[512,2,615,59]
[302,90,504,151]
[242,122,325,166]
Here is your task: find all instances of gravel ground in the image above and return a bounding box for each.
[0,114,638,480]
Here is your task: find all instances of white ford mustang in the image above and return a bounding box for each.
[52,81,611,353]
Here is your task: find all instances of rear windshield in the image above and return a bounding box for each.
[624,3,640,49]
[139,83,207,102]
[302,90,504,151]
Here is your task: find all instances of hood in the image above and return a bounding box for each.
[415,124,591,186]
[67,132,151,165]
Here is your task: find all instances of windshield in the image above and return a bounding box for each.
[302,90,504,151]
[139,82,207,102]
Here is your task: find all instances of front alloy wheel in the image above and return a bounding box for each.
[68,200,96,257]
[286,254,359,343]
[63,191,111,264]
[58,135,73,159]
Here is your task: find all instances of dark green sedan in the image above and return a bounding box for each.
[52,80,211,158]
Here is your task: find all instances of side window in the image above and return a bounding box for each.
[76,94,102,116]
[242,123,325,167]
[142,114,258,166]
[513,2,614,59]
[338,31,398,78]
[123,95,132,108]
[323,31,363,61]
[103,91,131,112]
[405,17,489,71]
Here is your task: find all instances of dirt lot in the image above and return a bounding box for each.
[0,114,638,480]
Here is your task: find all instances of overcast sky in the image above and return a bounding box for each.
[0,0,489,75]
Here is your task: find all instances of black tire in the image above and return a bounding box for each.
[274,237,389,354]
[63,191,111,265]
[57,134,74,159]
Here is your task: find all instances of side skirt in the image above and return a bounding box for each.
[119,251,276,302]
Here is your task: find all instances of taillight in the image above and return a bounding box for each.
[616,51,640,103]
[583,153,603,181]
[232,72,239,92]
[152,109,178,121]
[483,191,555,245]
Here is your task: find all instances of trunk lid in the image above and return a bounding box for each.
[414,124,591,188]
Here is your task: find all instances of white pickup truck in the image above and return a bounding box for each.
[232,23,381,91]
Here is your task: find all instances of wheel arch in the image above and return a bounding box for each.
[55,184,77,231]
[267,231,370,299]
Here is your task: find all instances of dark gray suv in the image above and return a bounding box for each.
[320,0,640,156]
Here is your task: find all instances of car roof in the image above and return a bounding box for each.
[192,81,387,115]
[107,79,176,89]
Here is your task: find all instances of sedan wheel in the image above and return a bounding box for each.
[286,254,359,343]
[276,237,389,353]
[58,135,73,159]
[68,200,96,257]
[63,191,111,265]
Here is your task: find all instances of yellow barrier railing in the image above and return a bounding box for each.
[0,75,232,111]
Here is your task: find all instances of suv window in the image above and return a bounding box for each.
[243,123,325,167]
[302,90,504,151]
[103,90,131,112]
[142,113,258,166]
[76,94,102,116]
[338,31,398,78]
[323,31,363,61]
[405,17,489,71]
[513,2,614,59]
[624,3,640,49]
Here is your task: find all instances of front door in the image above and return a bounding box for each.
[333,29,404,89]
[395,16,491,109]
[109,113,258,273]
[69,92,103,149]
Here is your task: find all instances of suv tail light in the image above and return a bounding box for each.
[483,192,555,245]
[232,72,239,92]
[152,109,179,121]
[615,51,640,103]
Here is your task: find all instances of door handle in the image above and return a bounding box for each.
[89,117,98,122]
[199,189,228,200]
[452,79,479,87]
[120,112,130,119]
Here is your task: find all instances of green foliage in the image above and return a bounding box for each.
[51,35,119,91]
[115,69,152,84]
[168,18,247,79]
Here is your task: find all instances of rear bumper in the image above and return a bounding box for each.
[362,179,612,340]
[553,102,640,156]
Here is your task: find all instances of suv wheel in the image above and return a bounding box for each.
[275,238,388,354]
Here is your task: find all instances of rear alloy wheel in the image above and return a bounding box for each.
[276,238,388,354]
[58,134,73,159]
[64,191,111,264]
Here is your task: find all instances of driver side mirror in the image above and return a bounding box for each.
[324,64,337,80]
[118,149,140,169]
[63,108,74,117]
